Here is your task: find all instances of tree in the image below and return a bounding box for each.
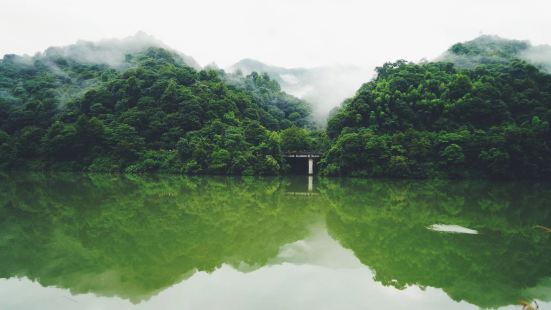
[280,126,312,152]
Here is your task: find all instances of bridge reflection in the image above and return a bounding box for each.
[285,176,319,197]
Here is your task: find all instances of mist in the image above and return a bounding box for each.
[286,66,373,123]
[519,45,551,73]
[5,33,551,125]
[39,31,200,69]
[228,59,373,125]
[436,35,551,74]
[0,32,203,106]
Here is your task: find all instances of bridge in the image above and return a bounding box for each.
[283,151,322,175]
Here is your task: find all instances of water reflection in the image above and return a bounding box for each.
[0,173,549,309]
[323,179,551,309]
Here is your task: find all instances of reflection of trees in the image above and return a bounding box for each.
[321,178,551,309]
[0,173,321,303]
[1,174,550,308]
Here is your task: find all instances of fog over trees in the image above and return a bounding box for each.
[1,35,551,179]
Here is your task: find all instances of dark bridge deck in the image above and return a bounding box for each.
[282,151,321,175]
[282,151,322,158]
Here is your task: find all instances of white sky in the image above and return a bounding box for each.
[1,0,550,68]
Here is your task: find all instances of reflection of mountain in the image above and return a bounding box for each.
[0,174,321,303]
[0,174,550,308]
[228,59,372,122]
[321,178,551,308]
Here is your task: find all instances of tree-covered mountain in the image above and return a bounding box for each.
[322,36,551,179]
[0,40,317,174]
[41,32,201,69]
[438,35,551,72]
[228,58,371,123]
[2,35,551,179]
[0,32,199,107]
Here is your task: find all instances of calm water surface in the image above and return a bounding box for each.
[0,173,550,309]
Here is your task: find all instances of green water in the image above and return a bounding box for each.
[0,173,550,309]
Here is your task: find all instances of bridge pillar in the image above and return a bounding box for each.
[308,158,314,175]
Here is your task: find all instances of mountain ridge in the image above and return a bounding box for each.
[437,35,551,72]
[228,58,372,123]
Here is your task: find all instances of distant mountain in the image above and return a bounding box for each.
[228,59,372,123]
[0,32,201,106]
[438,35,551,72]
[0,42,314,174]
[40,31,200,69]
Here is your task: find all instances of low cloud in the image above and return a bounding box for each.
[519,45,551,73]
[40,31,199,69]
[436,35,551,73]
[228,59,373,125]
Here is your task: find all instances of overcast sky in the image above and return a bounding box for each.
[1,0,550,68]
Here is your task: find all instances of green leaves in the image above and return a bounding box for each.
[0,47,314,175]
[324,51,551,179]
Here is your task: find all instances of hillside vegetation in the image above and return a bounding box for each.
[1,35,551,179]
[0,46,317,174]
[322,37,551,179]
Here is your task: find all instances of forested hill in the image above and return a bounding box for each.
[0,45,316,174]
[438,35,551,72]
[2,35,551,179]
[323,36,551,179]
[229,58,371,123]
[0,32,200,107]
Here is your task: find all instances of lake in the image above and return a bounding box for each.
[0,173,550,309]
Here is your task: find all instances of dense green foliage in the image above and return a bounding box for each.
[323,42,551,179]
[2,36,551,179]
[0,48,316,174]
[443,35,531,68]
